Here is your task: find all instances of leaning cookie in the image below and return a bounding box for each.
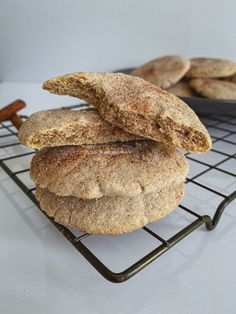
[187,57,236,78]
[35,183,185,235]
[43,72,212,153]
[131,55,190,89]
[190,78,236,100]
[18,108,141,148]
[30,141,189,199]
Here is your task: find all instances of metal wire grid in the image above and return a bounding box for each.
[0,104,236,283]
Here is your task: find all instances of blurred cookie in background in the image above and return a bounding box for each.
[167,80,198,97]
[190,78,236,99]
[187,57,236,78]
[131,55,190,89]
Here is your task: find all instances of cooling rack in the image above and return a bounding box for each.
[0,103,236,283]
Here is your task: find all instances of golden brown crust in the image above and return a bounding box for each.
[187,58,236,78]
[131,55,190,89]
[190,78,236,99]
[30,141,189,199]
[35,183,185,235]
[43,72,212,153]
[18,108,140,148]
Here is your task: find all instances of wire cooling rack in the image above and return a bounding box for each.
[0,104,236,283]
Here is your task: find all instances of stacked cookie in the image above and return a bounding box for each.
[131,55,236,99]
[19,72,211,234]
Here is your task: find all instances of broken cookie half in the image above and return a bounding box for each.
[43,72,212,153]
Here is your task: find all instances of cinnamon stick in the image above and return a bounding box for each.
[0,100,26,122]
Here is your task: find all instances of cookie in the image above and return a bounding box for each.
[35,183,185,234]
[43,72,212,153]
[30,141,189,199]
[187,58,236,78]
[131,55,190,89]
[190,78,236,99]
[18,108,140,148]
[167,81,197,97]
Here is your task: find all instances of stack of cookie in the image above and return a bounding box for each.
[19,72,211,234]
[131,55,236,99]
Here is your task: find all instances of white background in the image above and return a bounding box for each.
[1,0,236,82]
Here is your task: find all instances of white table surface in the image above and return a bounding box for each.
[1,83,236,314]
